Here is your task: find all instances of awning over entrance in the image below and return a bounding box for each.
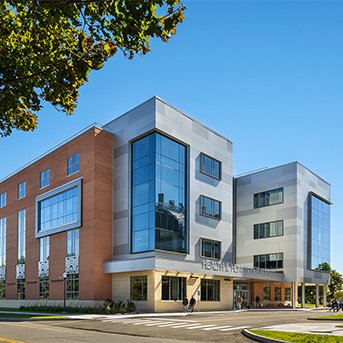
[104,255,285,282]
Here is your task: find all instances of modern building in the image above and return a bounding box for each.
[0,97,331,311]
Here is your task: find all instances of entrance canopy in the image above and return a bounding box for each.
[104,255,285,283]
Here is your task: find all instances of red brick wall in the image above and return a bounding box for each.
[0,127,113,301]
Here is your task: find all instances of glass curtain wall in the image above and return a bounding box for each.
[310,194,330,271]
[131,132,187,253]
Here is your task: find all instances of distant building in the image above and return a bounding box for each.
[0,97,331,310]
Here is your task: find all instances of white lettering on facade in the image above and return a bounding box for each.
[201,258,271,276]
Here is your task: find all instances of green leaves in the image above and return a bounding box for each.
[0,0,185,136]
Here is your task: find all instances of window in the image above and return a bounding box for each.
[201,238,221,259]
[274,287,281,301]
[18,181,26,199]
[162,276,186,301]
[200,153,221,180]
[67,153,80,175]
[0,280,5,299]
[254,220,284,239]
[254,188,283,208]
[254,253,283,269]
[17,279,25,300]
[17,210,26,264]
[67,229,79,257]
[200,196,221,220]
[263,286,270,301]
[285,287,291,301]
[39,237,50,261]
[0,192,6,208]
[131,132,187,254]
[130,276,147,301]
[40,168,50,188]
[201,279,220,301]
[66,273,79,299]
[39,277,49,299]
[0,218,6,267]
[309,194,330,271]
[36,179,81,237]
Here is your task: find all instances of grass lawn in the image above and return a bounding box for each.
[310,314,343,320]
[250,330,343,343]
[0,313,66,319]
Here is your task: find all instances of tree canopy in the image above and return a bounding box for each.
[0,0,185,136]
[328,268,343,298]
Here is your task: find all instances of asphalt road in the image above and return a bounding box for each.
[0,309,330,343]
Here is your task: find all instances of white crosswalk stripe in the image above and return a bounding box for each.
[220,326,251,331]
[144,321,171,326]
[186,324,216,330]
[157,322,189,327]
[97,318,251,333]
[132,320,161,325]
[202,325,233,331]
[169,323,201,328]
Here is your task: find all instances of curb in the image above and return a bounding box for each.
[308,317,343,321]
[242,329,290,343]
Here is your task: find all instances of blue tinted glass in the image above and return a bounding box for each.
[39,187,79,232]
[310,195,330,270]
[131,133,187,253]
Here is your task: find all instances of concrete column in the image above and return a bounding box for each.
[323,284,327,308]
[291,281,296,309]
[301,282,305,308]
[316,284,320,308]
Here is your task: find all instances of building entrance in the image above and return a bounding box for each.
[233,282,251,309]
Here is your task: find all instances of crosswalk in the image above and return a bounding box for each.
[97,317,251,332]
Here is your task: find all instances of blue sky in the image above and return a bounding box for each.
[1,1,342,272]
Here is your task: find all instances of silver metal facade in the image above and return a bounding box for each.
[235,162,330,285]
[103,96,233,271]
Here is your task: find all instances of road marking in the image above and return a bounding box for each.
[144,321,170,326]
[186,324,216,330]
[202,325,233,331]
[157,322,190,327]
[0,338,26,343]
[132,320,161,325]
[220,326,251,331]
[170,323,201,328]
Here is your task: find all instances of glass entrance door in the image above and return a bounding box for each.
[233,283,250,309]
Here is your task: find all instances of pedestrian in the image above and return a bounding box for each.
[182,296,188,312]
[189,295,196,312]
[255,295,261,308]
[237,295,242,310]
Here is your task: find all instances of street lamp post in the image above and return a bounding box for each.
[63,272,67,313]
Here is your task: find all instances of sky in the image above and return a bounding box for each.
[1,1,343,271]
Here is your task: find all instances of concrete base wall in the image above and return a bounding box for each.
[112,270,233,312]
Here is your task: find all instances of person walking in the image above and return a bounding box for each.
[189,295,196,312]
[237,295,242,310]
[255,295,261,308]
[182,296,188,312]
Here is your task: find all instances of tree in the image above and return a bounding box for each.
[0,0,185,136]
[328,269,343,299]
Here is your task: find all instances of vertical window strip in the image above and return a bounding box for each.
[17,210,26,264]
[0,192,6,208]
[0,218,6,267]
[67,229,79,257]
[39,236,50,261]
